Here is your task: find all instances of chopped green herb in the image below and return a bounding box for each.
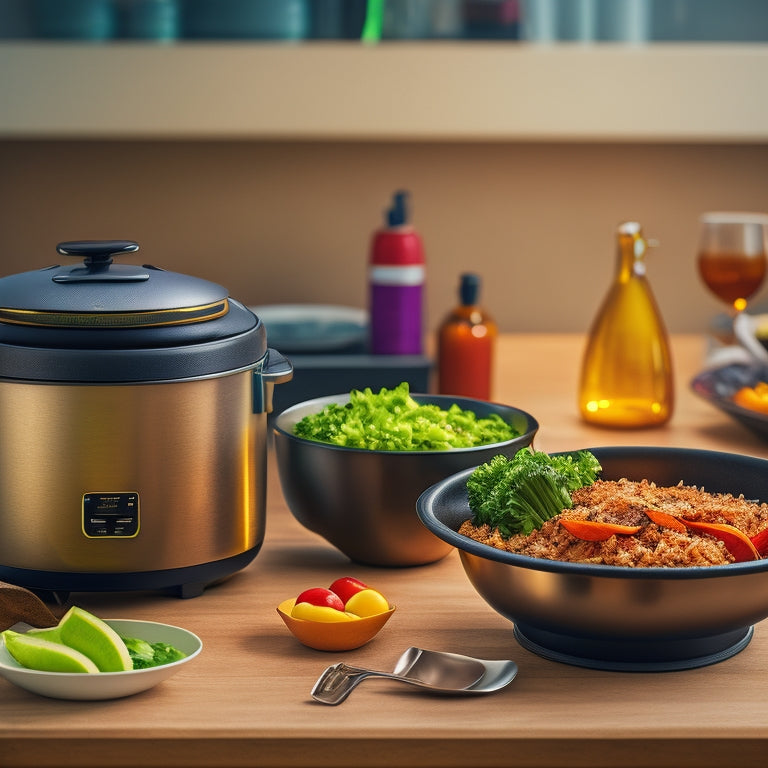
[121,636,186,669]
[293,382,519,451]
[467,447,602,537]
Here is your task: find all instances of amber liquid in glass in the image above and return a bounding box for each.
[698,251,766,308]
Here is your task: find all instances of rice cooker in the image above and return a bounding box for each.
[0,240,292,598]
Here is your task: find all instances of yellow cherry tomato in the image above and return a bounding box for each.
[344,588,390,618]
[733,382,768,415]
[290,602,356,623]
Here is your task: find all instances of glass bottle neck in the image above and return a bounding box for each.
[616,229,646,281]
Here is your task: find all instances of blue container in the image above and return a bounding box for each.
[121,0,179,40]
[33,0,116,40]
[183,0,309,40]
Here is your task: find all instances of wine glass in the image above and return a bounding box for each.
[698,213,768,347]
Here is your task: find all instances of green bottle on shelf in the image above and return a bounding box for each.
[578,221,674,428]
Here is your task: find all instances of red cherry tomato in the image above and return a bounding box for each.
[294,587,345,612]
[328,577,369,604]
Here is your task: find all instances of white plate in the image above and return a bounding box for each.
[0,619,202,700]
[250,304,368,353]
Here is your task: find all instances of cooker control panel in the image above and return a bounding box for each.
[82,492,140,538]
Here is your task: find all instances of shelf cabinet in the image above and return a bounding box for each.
[1,41,767,141]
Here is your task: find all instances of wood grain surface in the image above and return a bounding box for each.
[2,335,767,768]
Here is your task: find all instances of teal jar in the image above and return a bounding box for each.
[121,0,179,41]
[33,0,116,40]
[184,0,309,40]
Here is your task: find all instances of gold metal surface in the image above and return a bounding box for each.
[0,299,229,328]
[0,371,265,572]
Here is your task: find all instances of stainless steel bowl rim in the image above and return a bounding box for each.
[273,392,540,456]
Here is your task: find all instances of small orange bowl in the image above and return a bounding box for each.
[276,598,396,652]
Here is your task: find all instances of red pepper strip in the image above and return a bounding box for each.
[644,508,687,533]
[560,519,642,542]
[680,519,760,562]
[749,527,768,557]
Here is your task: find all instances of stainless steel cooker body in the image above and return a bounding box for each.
[0,241,292,597]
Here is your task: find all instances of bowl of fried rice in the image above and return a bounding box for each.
[416,446,768,672]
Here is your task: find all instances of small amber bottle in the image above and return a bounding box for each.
[578,222,673,428]
[437,273,497,401]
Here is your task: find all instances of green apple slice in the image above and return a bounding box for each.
[2,630,99,673]
[26,626,62,643]
[56,607,132,672]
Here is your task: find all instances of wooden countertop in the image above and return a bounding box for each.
[2,334,768,768]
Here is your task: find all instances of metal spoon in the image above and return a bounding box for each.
[311,647,518,705]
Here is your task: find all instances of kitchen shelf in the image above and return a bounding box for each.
[1,41,767,141]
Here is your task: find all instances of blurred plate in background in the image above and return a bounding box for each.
[691,362,768,441]
[251,304,368,354]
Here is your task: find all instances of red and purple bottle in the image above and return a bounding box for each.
[369,191,426,355]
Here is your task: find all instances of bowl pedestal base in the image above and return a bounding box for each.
[513,623,754,672]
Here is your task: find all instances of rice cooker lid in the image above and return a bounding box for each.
[0,240,267,382]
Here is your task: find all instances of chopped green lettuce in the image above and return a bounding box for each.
[293,382,520,451]
[121,636,186,669]
[467,447,602,537]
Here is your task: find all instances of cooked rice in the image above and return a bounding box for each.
[458,478,768,567]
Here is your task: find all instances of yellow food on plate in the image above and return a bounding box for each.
[287,579,391,622]
[732,382,768,415]
[344,588,391,618]
[290,603,356,623]
[277,598,396,652]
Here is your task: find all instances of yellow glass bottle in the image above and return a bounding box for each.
[578,221,674,428]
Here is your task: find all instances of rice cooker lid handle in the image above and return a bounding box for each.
[55,240,142,277]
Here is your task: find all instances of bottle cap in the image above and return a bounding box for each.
[618,221,642,236]
[371,190,424,266]
[386,191,410,227]
[459,273,480,305]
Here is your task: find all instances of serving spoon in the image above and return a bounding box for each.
[311,646,517,705]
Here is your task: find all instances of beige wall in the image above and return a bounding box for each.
[1,139,767,334]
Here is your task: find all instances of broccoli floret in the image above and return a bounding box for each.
[466,447,602,537]
[547,449,602,492]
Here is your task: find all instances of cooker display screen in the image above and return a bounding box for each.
[82,492,140,538]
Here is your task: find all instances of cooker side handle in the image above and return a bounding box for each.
[254,348,293,414]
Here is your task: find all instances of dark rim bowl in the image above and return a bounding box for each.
[416,445,768,671]
[691,361,768,441]
[273,393,539,567]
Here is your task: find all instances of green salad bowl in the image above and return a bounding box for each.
[273,393,538,567]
